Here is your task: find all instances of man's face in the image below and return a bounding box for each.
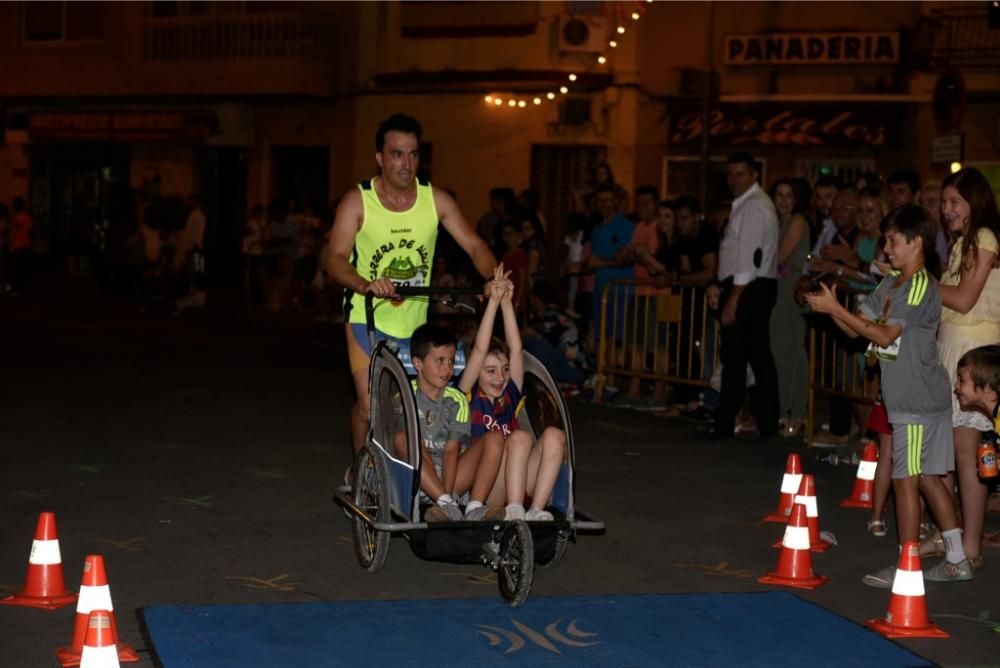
[830,192,859,232]
[726,162,756,198]
[676,207,698,238]
[413,344,456,392]
[920,187,941,223]
[887,182,915,209]
[635,194,657,223]
[375,131,419,190]
[814,186,836,218]
[596,192,617,221]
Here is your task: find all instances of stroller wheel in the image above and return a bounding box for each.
[497,520,534,607]
[351,444,391,572]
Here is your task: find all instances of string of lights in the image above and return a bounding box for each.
[484,0,652,111]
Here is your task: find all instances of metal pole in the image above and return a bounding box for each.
[699,1,715,214]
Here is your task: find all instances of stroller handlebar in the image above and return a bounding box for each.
[363,285,483,343]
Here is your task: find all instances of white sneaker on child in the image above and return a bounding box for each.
[504,503,526,521]
[525,507,554,522]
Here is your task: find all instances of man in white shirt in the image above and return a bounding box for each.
[697,152,780,440]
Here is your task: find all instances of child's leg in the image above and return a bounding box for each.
[893,476,921,544]
[871,432,893,527]
[454,432,504,503]
[501,430,534,509]
[524,427,567,512]
[485,444,510,507]
[953,425,988,559]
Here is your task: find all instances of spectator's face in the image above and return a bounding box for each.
[941,185,971,234]
[412,344,456,392]
[501,226,520,250]
[773,184,795,217]
[883,228,921,270]
[814,185,836,218]
[706,284,721,310]
[478,352,511,399]
[887,182,915,209]
[831,192,859,232]
[954,364,996,413]
[656,205,675,236]
[376,131,419,190]
[676,207,698,238]
[595,166,611,184]
[920,186,942,223]
[726,162,756,198]
[596,192,617,220]
[520,220,535,240]
[635,193,657,223]
[858,196,882,234]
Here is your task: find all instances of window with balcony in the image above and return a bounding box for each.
[24,1,103,42]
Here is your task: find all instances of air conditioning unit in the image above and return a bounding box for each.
[557,15,606,54]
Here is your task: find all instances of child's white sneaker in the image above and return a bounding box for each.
[526,507,554,522]
[504,503,526,521]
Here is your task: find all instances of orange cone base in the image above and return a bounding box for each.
[56,642,139,666]
[865,618,949,639]
[841,497,874,509]
[762,510,792,523]
[757,572,828,590]
[0,591,77,611]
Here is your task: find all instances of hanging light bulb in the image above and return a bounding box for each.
[484,95,493,103]
[598,55,607,64]
[508,99,516,107]
[632,12,640,20]
[617,25,626,34]
[494,97,503,106]
[517,100,526,108]
[532,97,542,105]
[546,92,556,100]
[609,40,618,48]
[559,86,569,94]
[568,73,577,81]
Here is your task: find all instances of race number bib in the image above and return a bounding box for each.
[867,337,900,362]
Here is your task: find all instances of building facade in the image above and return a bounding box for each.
[1,1,998,276]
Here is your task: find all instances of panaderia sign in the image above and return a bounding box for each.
[725,32,900,66]
[669,106,900,147]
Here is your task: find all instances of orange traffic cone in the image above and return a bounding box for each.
[56,556,138,666]
[762,453,802,522]
[79,611,121,668]
[771,475,833,552]
[866,542,949,639]
[842,441,877,509]
[0,512,77,610]
[758,502,828,590]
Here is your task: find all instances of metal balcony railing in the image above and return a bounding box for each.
[915,7,1000,69]
[144,14,339,64]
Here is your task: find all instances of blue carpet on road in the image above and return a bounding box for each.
[142,592,929,667]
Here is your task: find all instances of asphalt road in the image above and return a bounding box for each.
[1,280,998,667]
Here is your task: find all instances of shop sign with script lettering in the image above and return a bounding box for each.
[669,106,901,147]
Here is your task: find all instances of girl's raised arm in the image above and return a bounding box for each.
[500,278,525,391]
[458,264,508,393]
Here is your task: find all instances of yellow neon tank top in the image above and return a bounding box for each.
[347,176,439,338]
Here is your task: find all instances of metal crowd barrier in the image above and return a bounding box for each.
[594,279,718,400]
[805,290,875,448]
[594,278,875,448]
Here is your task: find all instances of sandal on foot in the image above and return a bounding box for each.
[867,519,887,537]
[919,531,945,558]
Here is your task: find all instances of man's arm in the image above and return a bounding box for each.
[435,188,497,279]
[326,190,395,297]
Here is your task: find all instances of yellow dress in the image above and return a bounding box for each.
[939,228,1000,430]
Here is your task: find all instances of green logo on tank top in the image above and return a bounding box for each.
[383,256,428,282]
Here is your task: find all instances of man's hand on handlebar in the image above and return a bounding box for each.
[365,278,397,298]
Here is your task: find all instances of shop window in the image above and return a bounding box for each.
[24,1,103,42]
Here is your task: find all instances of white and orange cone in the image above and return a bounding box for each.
[79,611,121,668]
[759,501,828,590]
[56,555,138,666]
[762,453,802,523]
[841,441,877,509]
[0,512,77,610]
[866,542,949,639]
[772,475,833,553]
